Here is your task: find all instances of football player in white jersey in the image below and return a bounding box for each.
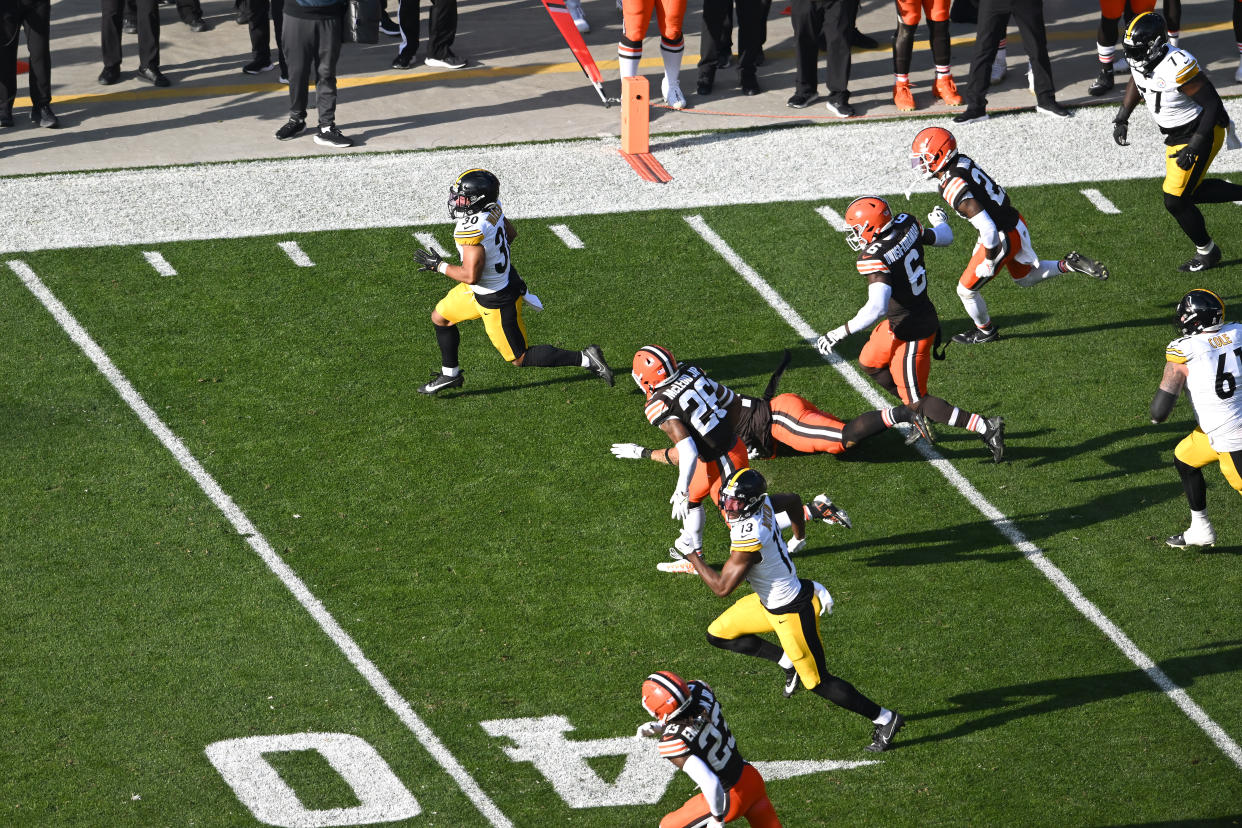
[1150,289,1242,548]
[412,169,615,395]
[670,468,905,752]
[1113,12,1242,273]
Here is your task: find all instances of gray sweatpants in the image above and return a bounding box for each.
[283,13,342,126]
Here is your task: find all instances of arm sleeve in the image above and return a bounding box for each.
[674,435,697,493]
[681,754,728,819]
[921,222,953,247]
[1150,388,1178,423]
[968,210,1001,250]
[1184,79,1224,146]
[844,282,892,334]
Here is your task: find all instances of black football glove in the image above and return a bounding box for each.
[1112,120,1129,147]
[1175,145,1199,171]
[413,247,443,273]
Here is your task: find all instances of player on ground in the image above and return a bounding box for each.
[627,345,848,560]
[1150,289,1242,548]
[1113,12,1242,273]
[911,126,1110,344]
[890,0,963,112]
[412,169,615,395]
[815,196,1006,462]
[619,0,687,108]
[637,671,782,828]
[669,469,905,752]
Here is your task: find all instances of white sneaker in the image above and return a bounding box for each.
[1166,524,1216,548]
[990,54,1006,85]
[661,76,686,109]
[1112,54,1129,73]
[567,0,589,32]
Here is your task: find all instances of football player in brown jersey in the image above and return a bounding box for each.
[816,196,1006,462]
[911,126,1109,344]
[638,671,781,827]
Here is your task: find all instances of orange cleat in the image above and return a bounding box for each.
[934,75,963,106]
[893,80,915,111]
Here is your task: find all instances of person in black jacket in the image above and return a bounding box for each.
[1,0,57,126]
[276,0,352,147]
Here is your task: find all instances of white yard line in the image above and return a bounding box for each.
[7,259,514,828]
[548,224,584,249]
[413,232,450,257]
[682,215,1242,772]
[1080,188,1121,214]
[142,251,177,277]
[816,205,849,232]
[278,241,315,267]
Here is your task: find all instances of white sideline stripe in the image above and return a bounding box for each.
[682,217,1242,773]
[414,232,450,257]
[548,224,584,249]
[816,205,849,232]
[1080,188,1121,214]
[278,241,315,267]
[142,251,177,277]
[7,259,514,828]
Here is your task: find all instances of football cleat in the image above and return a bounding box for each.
[807,494,851,528]
[1088,66,1115,96]
[933,75,963,106]
[866,712,905,752]
[661,76,687,110]
[657,558,698,574]
[953,326,999,344]
[417,370,464,395]
[782,666,800,698]
[1064,251,1109,280]
[583,344,614,386]
[893,81,915,112]
[981,416,1005,463]
[1166,525,1216,549]
[1178,246,1222,273]
[905,412,935,445]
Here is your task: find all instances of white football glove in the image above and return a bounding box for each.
[813,580,834,616]
[787,535,806,556]
[974,259,995,281]
[747,445,762,460]
[670,490,691,520]
[927,206,949,227]
[610,442,645,460]
[635,721,663,738]
[816,331,842,356]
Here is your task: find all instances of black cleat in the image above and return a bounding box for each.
[866,712,904,752]
[782,666,799,698]
[418,370,464,395]
[905,412,934,445]
[583,344,614,386]
[1178,245,1222,273]
[1088,66,1115,96]
[1064,251,1109,280]
[982,416,1005,463]
[953,325,999,345]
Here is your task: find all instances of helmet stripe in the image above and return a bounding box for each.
[638,345,677,377]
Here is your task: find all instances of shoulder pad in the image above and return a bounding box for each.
[1152,49,1198,89]
[1165,337,1191,364]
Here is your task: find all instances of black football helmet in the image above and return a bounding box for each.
[1123,12,1170,75]
[720,469,767,520]
[448,169,501,219]
[1175,289,1225,336]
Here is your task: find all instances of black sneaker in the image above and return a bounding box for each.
[187,16,212,31]
[98,64,121,85]
[275,118,305,140]
[0,110,12,128]
[379,12,400,36]
[782,666,799,698]
[1036,98,1071,118]
[905,412,934,445]
[696,75,713,95]
[123,16,137,33]
[31,104,59,129]
[786,91,818,109]
[583,344,614,386]
[135,66,170,87]
[1088,66,1115,96]
[953,326,999,345]
[866,712,904,752]
[418,370,464,395]
[392,52,416,69]
[953,107,988,124]
[314,125,354,148]
[243,58,276,74]
[981,416,1005,463]
[1178,245,1222,273]
[1064,251,1109,280]
[847,28,878,49]
[824,98,855,118]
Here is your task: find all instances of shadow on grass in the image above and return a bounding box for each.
[902,644,1242,749]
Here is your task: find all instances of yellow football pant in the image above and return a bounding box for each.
[707,591,827,690]
[1174,428,1242,493]
[1163,124,1227,198]
[434,282,529,362]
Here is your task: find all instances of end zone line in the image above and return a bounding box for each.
[681,216,1242,772]
[7,259,514,828]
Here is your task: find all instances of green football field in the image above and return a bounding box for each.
[2,176,1241,826]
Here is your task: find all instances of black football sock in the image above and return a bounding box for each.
[434,324,460,370]
[810,674,882,719]
[842,410,891,444]
[521,344,582,368]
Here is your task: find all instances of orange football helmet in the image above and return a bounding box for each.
[843,197,894,251]
[641,671,693,723]
[910,126,958,179]
[632,345,678,397]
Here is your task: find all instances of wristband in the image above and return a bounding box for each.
[437,261,449,275]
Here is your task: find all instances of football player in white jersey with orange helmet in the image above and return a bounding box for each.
[1113,12,1242,273]
[669,468,905,752]
[1151,289,1242,549]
